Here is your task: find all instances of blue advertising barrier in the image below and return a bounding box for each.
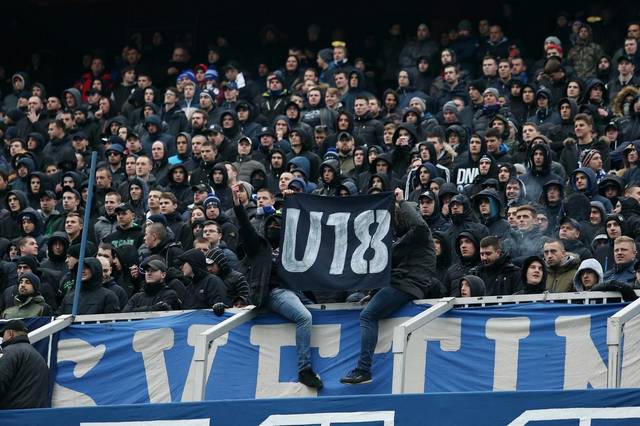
[6,388,640,426]
[50,302,636,406]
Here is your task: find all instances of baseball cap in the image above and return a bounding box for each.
[72,131,89,140]
[617,55,634,64]
[146,259,167,272]
[1,319,29,334]
[418,190,436,201]
[208,124,223,134]
[559,216,581,230]
[115,202,134,213]
[338,131,352,141]
[192,183,210,193]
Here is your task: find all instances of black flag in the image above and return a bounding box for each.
[278,193,393,291]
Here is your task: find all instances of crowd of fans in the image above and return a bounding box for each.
[1,13,640,388]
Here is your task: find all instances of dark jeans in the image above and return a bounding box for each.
[356,287,413,372]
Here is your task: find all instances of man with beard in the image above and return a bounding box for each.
[1,272,52,318]
[335,131,356,175]
[15,96,48,140]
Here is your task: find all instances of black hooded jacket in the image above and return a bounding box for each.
[471,253,522,296]
[167,163,193,213]
[178,249,227,309]
[444,229,487,296]
[516,256,548,294]
[60,257,120,314]
[445,194,490,259]
[521,142,564,202]
[209,163,233,211]
[391,200,444,299]
[433,231,452,284]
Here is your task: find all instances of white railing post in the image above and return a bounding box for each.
[28,315,74,344]
[191,306,258,401]
[606,296,640,388]
[391,297,455,394]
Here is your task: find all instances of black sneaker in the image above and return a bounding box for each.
[298,368,323,389]
[340,369,372,384]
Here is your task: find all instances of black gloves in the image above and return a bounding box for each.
[152,301,171,311]
[212,302,226,316]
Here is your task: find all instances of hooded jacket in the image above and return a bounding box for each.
[178,249,227,309]
[312,159,341,196]
[521,142,564,202]
[40,232,69,273]
[103,222,144,269]
[0,333,50,409]
[459,275,486,297]
[446,194,490,258]
[60,257,120,314]
[433,231,452,284]
[167,163,194,213]
[572,258,604,292]
[0,190,28,240]
[208,163,233,210]
[444,229,487,296]
[517,256,549,294]
[471,189,511,238]
[391,200,444,299]
[569,167,613,212]
[420,193,452,234]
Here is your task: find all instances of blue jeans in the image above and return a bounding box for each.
[266,287,312,372]
[356,287,413,373]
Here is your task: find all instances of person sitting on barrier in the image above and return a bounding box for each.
[341,188,444,385]
[231,182,324,389]
[205,247,249,308]
[573,258,639,301]
[516,256,548,294]
[2,272,52,318]
[60,257,120,314]
[459,275,486,297]
[0,319,50,409]
[177,248,227,316]
[123,259,181,312]
[603,236,638,283]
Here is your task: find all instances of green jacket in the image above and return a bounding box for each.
[2,295,52,319]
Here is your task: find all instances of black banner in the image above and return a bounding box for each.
[278,193,394,291]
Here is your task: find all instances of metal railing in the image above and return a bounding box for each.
[21,290,640,399]
[607,297,640,388]
[189,306,258,401]
[392,297,456,394]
